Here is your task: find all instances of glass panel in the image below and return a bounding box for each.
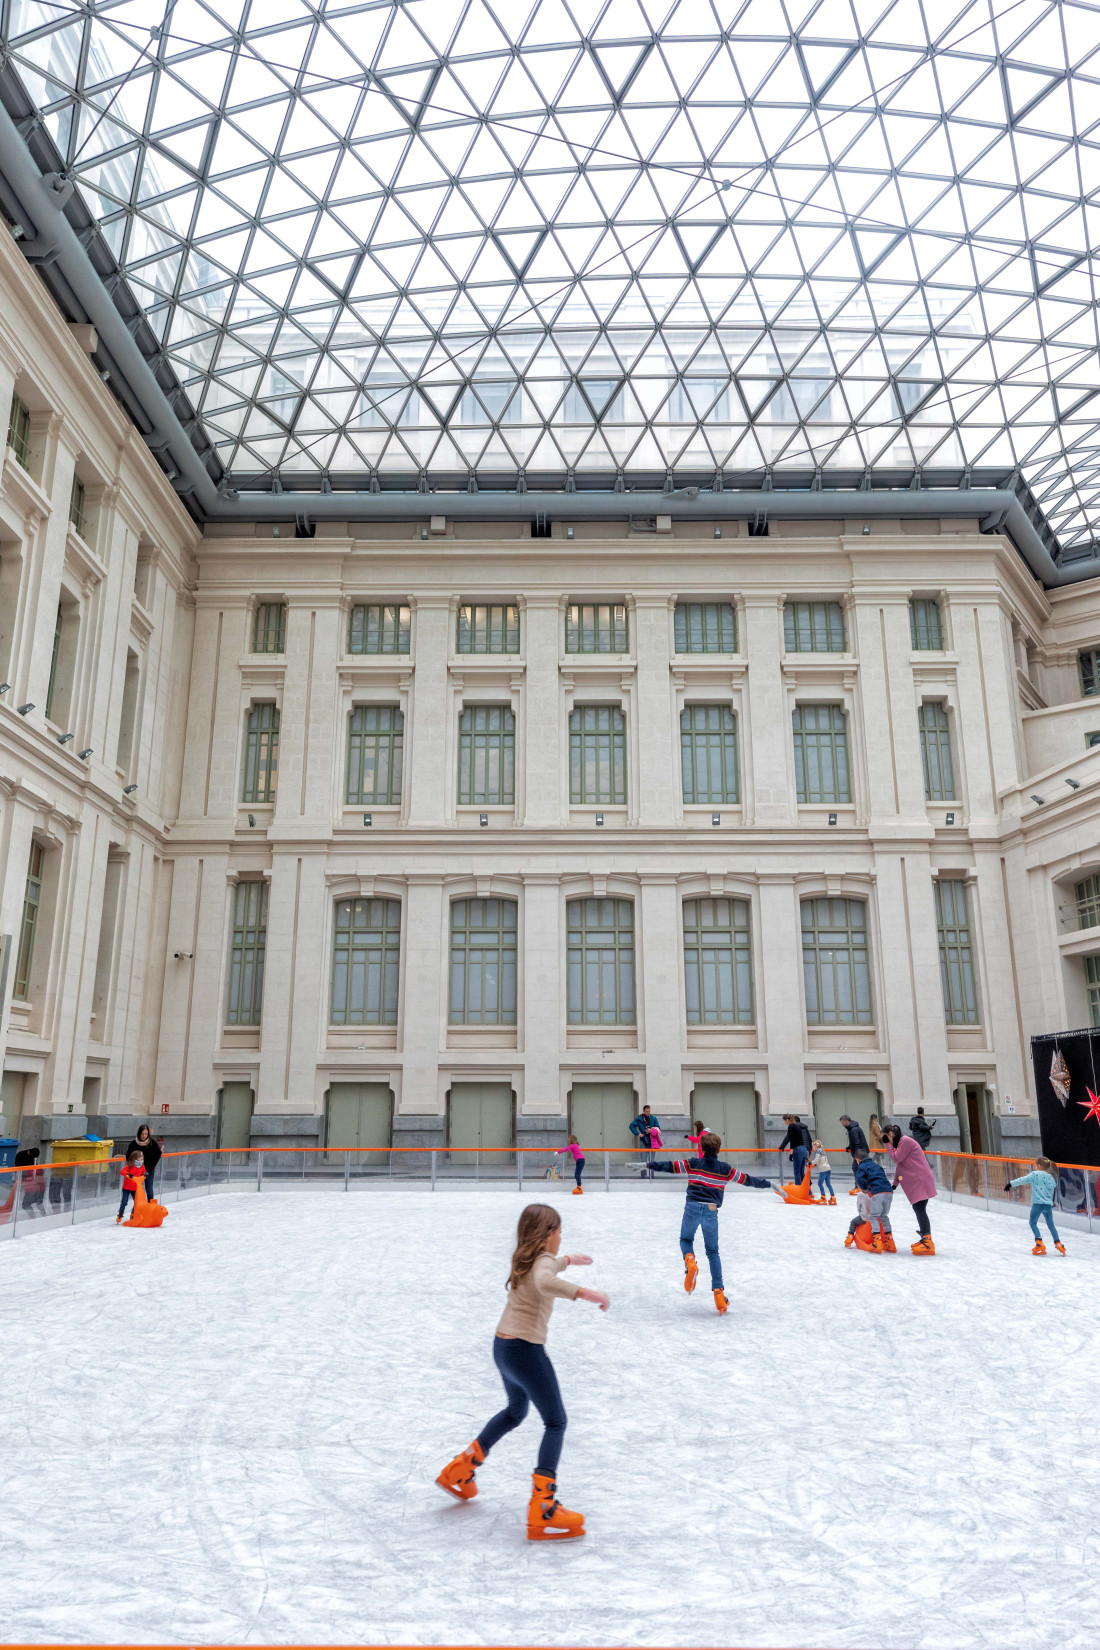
[456,604,520,654]
[801,897,872,1025]
[918,702,956,801]
[450,897,518,1024]
[680,705,738,804]
[69,476,87,538]
[457,706,514,805]
[253,604,286,654]
[569,706,626,804]
[241,703,279,804]
[566,897,634,1024]
[910,599,943,650]
[331,898,401,1025]
[13,841,44,1001]
[683,897,753,1024]
[347,705,403,806]
[6,395,30,469]
[674,602,737,653]
[348,604,410,654]
[1087,955,1100,1028]
[792,705,850,803]
[1075,875,1100,930]
[935,879,979,1025]
[226,881,268,1026]
[565,604,628,653]
[783,602,845,653]
[1080,651,1100,697]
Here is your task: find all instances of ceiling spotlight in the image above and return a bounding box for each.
[56,732,74,744]
[123,783,138,795]
[17,703,33,715]
[1030,794,1045,806]
[1066,777,1081,790]
[78,748,93,760]
[247,813,256,827]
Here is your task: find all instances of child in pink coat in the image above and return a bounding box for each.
[883,1124,937,1254]
[556,1136,585,1194]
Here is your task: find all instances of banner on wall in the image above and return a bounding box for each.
[1030,1027,1100,1169]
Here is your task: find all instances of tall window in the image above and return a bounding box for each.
[1079,649,1100,697]
[681,705,739,804]
[567,898,635,1024]
[458,706,514,805]
[801,897,872,1025]
[793,704,851,803]
[69,476,87,539]
[13,842,44,1001]
[456,603,519,654]
[450,898,517,1024]
[570,706,626,804]
[1076,874,1100,929]
[683,897,753,1025]
[675,602,737,653]
[45,602,63,721]
[252,602,286,654]
[918,702,955,801]
[566,602,628,653]
[347,706,403,806]
[348,603,409,654]
[783,600,845,652]
[226,881,267,1026]
[910,598,943,650]
[241,703,279,803]
[331,897,401,1024]
[7,394,30,469]
[1087,956,1100,1027]
[935,879,979,1025]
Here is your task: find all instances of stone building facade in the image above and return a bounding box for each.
[2,230,1100,1160]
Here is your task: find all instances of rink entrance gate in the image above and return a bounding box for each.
[568,1082,635,1150]
[691,1081,759,1149]
[326,1083,392,1151]
[813,1082,880,1150]
[448,1082,513,1163]
[216,1083,254,1151]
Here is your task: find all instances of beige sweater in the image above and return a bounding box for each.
[496,1252,581,1344]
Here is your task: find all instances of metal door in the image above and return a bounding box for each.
[812,1082,879,1154]
[691,1082,759,1150]
[567,1082,636,1152]
[448,1082,513,1164]
[217,1082,253,1150]
[326,1083,392,1154]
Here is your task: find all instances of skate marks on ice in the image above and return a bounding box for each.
[0,1185,1098,1647]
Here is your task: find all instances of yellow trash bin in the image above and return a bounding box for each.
[50,1138,114,1175]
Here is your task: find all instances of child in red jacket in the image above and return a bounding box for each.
[117,1150,145,1224]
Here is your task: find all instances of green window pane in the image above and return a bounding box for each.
[450,897,518,1024]
[918,702,955,801]
[456,603,520,653]
[7,395,30,469]
[69,476,87,538]
[45,602,62,722]
[241,702,280,803]
[348,604,410,654]
[683,897,753,1024]
[347,705,403,805]
[457,705,514,804]
[783,601,845,652]
[792,704,850,803]
[1087,732,1100,748]
[909,599,943,650]
[331,897,402,1025]
[1080,650,1100,697]
[226,880,268,1025]
[565,603,628,653]
[674,602,737,653]
[1075,874,1100,930]
[13,841,44,1001]
[935,879,979,1025]
[680,705,739,804]
[253,603,286,654]
[800,896,872,1025]
[1086,955,1100,1027]
[566,897,634,1023]
[569,705,626,804]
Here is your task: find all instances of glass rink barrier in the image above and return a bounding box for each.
[0,1142,1097,1239]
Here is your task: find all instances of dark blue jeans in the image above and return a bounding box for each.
[145,1169,155,1202]
[792,1146,808,1184]
[118,1188,134,1219]
[478,1337,567,1478]
[574,1156,584,1187]
[680,1201,723,1290]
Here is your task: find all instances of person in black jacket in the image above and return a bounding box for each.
[778,1115,813,1186]
[650,1132,771,1314]
[126,1124,163,1202]
[908,1108,934,1150]
[840,1114,868,1157]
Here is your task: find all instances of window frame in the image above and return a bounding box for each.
[455,603,520,655]
[7,394,30,470]
[346,704,404,807]
[457,704,515,806]
[783,600,846,653]
[1075,874,1100,930]
[1079,649,1100,698]
[225,879,268,1026]
[449,897,518,1025]
[252,602,286,655]
[909,598,943,651]
[348,603,410,655]
[800,896,873,1026]
[566,896,636,1025]
[792,703,851,804]
[241,701,280,805]
[674,601,737,654]
[69,475,88,539]
[683,896,753,1025]
[1086,954,1100,1028]
[13,841,44,1002]
[330,896,402,1026]
[680,704,739,805]
[934,878,980,1026]
[565,602,628,654]
[569,704,627,805]
[918,700,956,802]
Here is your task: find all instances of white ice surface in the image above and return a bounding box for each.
[2,1182,1099,1649]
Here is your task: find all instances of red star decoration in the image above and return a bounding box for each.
[1078,1089,1100,1127]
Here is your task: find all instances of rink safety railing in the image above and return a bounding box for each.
[3,1141,1100,1241]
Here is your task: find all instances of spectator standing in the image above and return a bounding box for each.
[839,1114,868,1196]
[127,1124,163,1202]
[629,1105,660,1173]
[15,1148,45,1217]
[868,1113,886,1162]
[908,1108,934,1151]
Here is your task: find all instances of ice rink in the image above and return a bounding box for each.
[2,1179,1099,1650]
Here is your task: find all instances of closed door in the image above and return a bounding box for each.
[448,1082,513,1162]
[217,1083,253,1151]
[1,1071,26,1137]
[326,1083,392,1155]
[568,1082,636,1153]
[813,1082,879,1154]
[691,1082,759,1151]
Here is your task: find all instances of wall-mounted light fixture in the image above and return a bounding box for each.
[1066,778,1081,790]
[363,812,372,827]
[862,523,871,535]
[0,682,9,693]
[1030,794,1046,806]
[566,526,575,539]
[173,951,193,961]
[78,748,93,760]
[711,813,721,826]
[17,703,33,715]
[420,527,428,540]
[57,732,74,745]
[595,813,604,826]
[479,813,488,826]
[945,812,955,825]
[828,813,838,826]
[123,784,138,795]
[247,813,256,827]
[713,526,722,538]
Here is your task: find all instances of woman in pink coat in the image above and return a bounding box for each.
[883,1124,937,1255]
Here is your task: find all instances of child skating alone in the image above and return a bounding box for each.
[810,1138,836,1203]
[556,1135,585,1194]
[436,1203,609,1539]
[1007,1156,1065,1254]
[650,1131,771,1314]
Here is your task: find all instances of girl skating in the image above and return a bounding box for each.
[1007,1157,1065,1254]
[810,1138,835,1203]
[436,1203,609,1540]
[556,1135,585,1193]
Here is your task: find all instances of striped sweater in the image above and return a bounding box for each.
[651,1153,771,1207]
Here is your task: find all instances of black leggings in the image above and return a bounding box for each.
[912,1198,931,1237]
[574,1156,585,1186]
[477,1336,567,1477]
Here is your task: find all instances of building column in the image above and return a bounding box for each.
[853,595,929,824]
[43,813,107,1111]
[521,597,562,825]
[256,852,327,1111]
[521,873,561,1112]
[153,853,229,1110]
[638,874,682,1112]
[0,789,36,1061]
[973,855,1029,1114]
[873,851,948,1112]
[756,874,804,1111]
[633,598,676,827]
[743,596,793,824]
[399,875,445,1113]
[407,600,451,826]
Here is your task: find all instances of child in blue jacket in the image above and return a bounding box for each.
[1007,1157,1064,1255]
[846,1148,895,1252]
[650,1132,771,1314]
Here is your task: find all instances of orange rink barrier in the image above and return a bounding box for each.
[0,1644,865,1650]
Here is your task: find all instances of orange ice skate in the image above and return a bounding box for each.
[881,1234,897,1253]
[1055,1241,1066,1255]
[828,1196,837,1205]
[911,1236,935,1255]
[844,1232,855,1248]
[683,1252,698,1293]
[1032,1240,1047,1255]
[713,1288,728,1315]
[572,1186,583,1195]
[436,1439,484,1500]
[528,1473,584,1541]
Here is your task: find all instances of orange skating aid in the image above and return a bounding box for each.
[436,1439,484,1500]
[713,1288,728,1315]
[853,1221,876,1252]
[683,1252,698,1293]
[911,1236,935,1255]
[527,1473,584,1541]
[123,1178,168,1229]
[775,1167,815,1205]
[1032,1240,1047,1255]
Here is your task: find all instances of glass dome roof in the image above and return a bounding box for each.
[4,0,1100,551]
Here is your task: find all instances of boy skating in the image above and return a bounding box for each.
[845,1147,895,1252]
[650,1131,771,1313]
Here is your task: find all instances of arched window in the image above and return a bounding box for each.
[800,898,872,1025]
[331,898,401,1025]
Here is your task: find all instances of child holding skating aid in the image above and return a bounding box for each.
[650,1131,771,1314]
[845,1147,895,1252]
[810,1138,835,1203]
[436,1203,609,1540]
[116,1149,145,1224]
[556,1135,585,1194]
[1007,1156,1065,1254]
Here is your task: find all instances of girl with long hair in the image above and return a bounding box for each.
[436,1202,609,1540]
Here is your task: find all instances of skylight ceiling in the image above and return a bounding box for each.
[4,0,1100,550]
